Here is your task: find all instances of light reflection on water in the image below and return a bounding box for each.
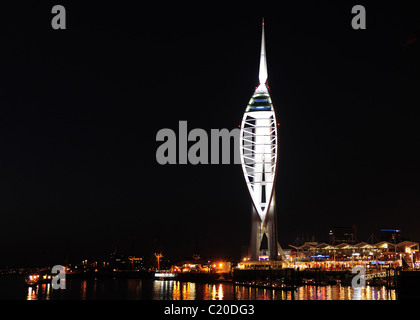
[23,279,397,300]
[291,285,396,300]
[26,283,52,300]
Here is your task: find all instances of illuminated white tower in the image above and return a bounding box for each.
[240,20,282,261]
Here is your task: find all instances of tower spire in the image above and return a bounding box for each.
[240,18,280,261]
[257,18,268,92]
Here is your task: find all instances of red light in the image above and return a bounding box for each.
[277,123,280,126]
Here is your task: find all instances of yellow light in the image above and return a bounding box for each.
[219,263,223,267]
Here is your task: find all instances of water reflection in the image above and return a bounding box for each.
[24,279,397,300]
[203,283,225,300]
[152,281,229,300]
[353,287,362,300]
[127,278,142,299]
[26,283,53,300]
[80,280,87,300]
[27,286,36,300]
[233,285,396,301]
[296,285,397,301]
[153,280,197,300]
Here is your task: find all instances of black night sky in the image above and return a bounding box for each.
[1,1,420,267]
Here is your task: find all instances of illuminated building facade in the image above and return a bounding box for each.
[240,20,282,261]
[288,241,420,269]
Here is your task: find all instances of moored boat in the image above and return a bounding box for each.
[24,274,52,286]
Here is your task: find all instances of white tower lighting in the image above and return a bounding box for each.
[239,19,282,261]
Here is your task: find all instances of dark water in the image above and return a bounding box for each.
[0,276,396,300]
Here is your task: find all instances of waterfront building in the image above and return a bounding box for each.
[288,240,420,269]
[171,260,231,274]
[240,19,282,262]
[109,250,128,270]
[128,256,144,271]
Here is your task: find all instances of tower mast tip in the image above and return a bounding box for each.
[257,18,268,92]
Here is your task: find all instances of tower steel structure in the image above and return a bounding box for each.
[240,20,282,261]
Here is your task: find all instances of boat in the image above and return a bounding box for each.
[24,274,52,286]
[25,274,40,286]
[154,270,177,280]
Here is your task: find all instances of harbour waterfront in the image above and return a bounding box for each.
[0,276,396,300]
